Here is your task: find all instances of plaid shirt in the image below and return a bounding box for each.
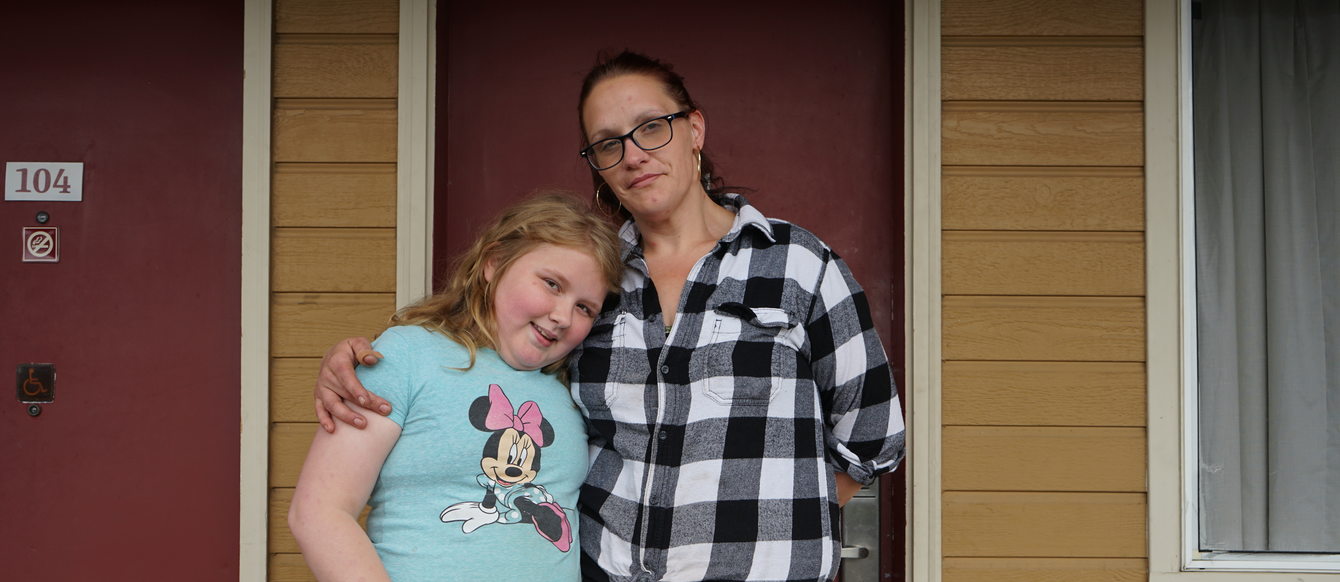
[570,195,905,582]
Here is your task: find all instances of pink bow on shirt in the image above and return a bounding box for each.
[483,383,546,446]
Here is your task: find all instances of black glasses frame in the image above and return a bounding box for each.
[579,110,691,171]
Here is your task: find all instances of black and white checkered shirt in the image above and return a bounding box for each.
[570,195,905,582]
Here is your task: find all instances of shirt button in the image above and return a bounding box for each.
[660,365,670,374]
[658,430,667,441]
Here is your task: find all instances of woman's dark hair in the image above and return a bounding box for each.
[578,50,732,218]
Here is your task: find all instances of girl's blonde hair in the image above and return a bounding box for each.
[391,192,623,376]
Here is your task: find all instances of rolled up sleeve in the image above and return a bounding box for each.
[806,249,906,485]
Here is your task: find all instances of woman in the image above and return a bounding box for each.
[316,51,905,582]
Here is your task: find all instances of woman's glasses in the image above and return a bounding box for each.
[579,111,690,171]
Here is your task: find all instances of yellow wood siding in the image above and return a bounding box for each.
[942,361,1145,426]
[942,166,1143,231]
[271,293,396,357]
[273,99,397,162]
[273,35,397,98]
[941,0,1142,36]
[269,357,323,422]
[269,490,302,554]
[943,296,1144,361]
[271,228,397,292]
[268,0,398,578]
[272,163,396,227]
[274,0,397,34]
[942,231,1143,296]
[942,426,1146,491]
[269,553,317,582]
[270,423,318,487]
[943,492,1146,556]
[943,41,1143,101]
[942,102,1143,166]
[944,557,1147,582]
[939,0,1147,579]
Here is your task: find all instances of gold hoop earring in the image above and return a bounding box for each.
[695,151,712,192]
[595,183,622,213]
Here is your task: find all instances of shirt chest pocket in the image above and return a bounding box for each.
[701,304,802,406]
[576,311,651,411]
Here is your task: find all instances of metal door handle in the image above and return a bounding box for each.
[840,545,869,559]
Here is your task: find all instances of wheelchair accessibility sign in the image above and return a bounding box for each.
[17,364,55,404]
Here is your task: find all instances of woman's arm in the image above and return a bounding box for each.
[289,402,401,581]
[314,337,393,433]
[807,248,907,495]
[834,472,862,507]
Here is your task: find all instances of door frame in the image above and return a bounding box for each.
[907,1,943,581]
[240,0,272,579]
[396,0,437,306]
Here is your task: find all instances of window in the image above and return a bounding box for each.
[1186,0,1339,570]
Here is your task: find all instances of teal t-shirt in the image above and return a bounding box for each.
[358,326,587,581]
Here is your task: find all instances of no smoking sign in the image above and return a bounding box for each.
[22,227,58,263]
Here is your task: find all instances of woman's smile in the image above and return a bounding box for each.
[628,172,660,189]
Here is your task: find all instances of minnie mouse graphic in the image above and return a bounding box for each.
[439,384,572,551]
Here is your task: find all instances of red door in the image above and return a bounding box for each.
[435,3,905,579]
[0,3,242,579]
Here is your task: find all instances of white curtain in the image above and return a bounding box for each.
[1194,0,1340,553]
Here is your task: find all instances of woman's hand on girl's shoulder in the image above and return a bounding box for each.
[314,336,392,433]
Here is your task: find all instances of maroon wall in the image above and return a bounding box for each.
[0,2,242,579]
[435,2,905,578]
[434,2,899,332]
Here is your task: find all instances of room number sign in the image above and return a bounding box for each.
[5,162,84,202]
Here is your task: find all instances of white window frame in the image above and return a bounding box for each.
[1147,0,1340,578]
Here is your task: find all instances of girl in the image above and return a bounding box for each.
[288,193,622,581]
